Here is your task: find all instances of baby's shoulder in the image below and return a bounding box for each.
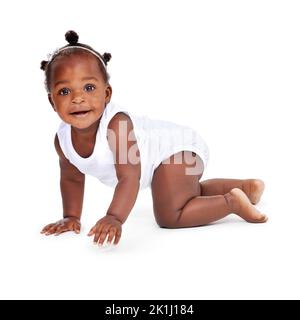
[54,133,67,160]
[107,112,134,140]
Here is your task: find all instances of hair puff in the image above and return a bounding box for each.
[65,30,79,45]
[40,60,48,71]
[103,52,112,64]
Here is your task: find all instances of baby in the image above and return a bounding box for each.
[41,31,267,246]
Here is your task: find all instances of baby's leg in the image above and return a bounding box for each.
[179,187,268,227]
[200,178,265,204]
[151,152,267,228]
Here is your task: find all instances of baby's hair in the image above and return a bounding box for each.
[41,30,111,93]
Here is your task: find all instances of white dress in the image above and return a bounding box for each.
[57,102,209,189]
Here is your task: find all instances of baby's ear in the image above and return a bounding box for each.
[48,94,56,111]
[105,84,113,104]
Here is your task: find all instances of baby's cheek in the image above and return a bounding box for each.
[92,93,104,103]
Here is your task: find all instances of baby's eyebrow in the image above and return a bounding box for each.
[81,76,99,82]
[54,80,69,87]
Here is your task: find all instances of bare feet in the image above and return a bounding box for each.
[242,179,265,205]
[226,188,268,223]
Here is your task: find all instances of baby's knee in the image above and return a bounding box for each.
[155,210,181,229]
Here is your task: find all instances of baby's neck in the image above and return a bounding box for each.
[70,119,100,158]
[71,119,100,140]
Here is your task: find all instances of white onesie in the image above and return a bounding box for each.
[57,102,209,189]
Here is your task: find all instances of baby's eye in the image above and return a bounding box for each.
[59,88,70,96]
[85,84,96,92]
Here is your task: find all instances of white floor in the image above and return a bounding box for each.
[1,165,300,299]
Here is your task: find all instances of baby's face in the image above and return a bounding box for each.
[48,53,112,129]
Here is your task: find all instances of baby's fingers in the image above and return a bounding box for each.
[95,225,110,245]
[107,228,116,244]
[54,225,70,236]
[41,223,55,234]
[97,230,109,246]
[74,222,81,234]
[45,225,58,235]
[113,229,122,245]
[87,226,96,237]
[93,229,102,244]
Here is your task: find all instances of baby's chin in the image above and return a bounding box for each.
[70,120,92,128]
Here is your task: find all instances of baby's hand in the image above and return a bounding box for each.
[88,215,122,246]
[41,217,81,236]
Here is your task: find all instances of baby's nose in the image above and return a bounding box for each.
[72,94,84,104]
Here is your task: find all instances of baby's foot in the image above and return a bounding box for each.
[226,188,268,223]
[242,179,265,205]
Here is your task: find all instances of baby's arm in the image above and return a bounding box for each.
[88,113,141,245]
[41,134,85,236]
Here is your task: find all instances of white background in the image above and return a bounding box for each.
[0,0,299,299]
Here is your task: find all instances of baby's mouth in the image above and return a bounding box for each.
[70,110,91,117]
